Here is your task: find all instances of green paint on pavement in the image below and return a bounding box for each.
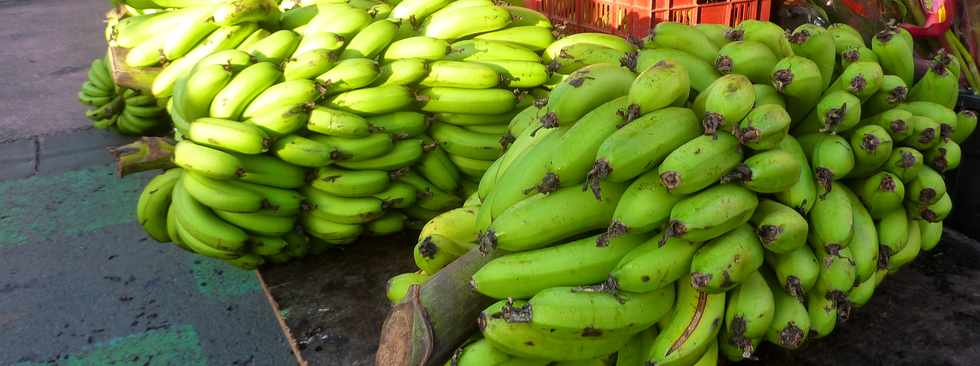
[192,257,261,300]
[15,325,207,366]
[0,165,147,248]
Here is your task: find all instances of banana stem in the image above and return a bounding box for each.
[946,31,980,93]
[108,136,177,177]
[376,247,501,366]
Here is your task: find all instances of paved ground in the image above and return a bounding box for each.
[0,0,294,364]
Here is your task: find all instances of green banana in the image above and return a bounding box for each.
[475,60,550,88]
[215,210,296,236]
[463,124,508,134]
[787,24,835,89]
[396,169,463,211]
[188,118,271,154]
[234,28,270,53]
[435,111,517,126]
[137,169,183,242]
[366,111,427,140]
[695,74,756,135]
[750,199,808,254]
[182,171,264,212]
[812,246,857,299]
[173,140,244,180]
[839,46,879,71]
[919,220,943,251]
[798,133,854,192]
[696,23,733,48]
[430,121,503,160]
[419,60,500,89]
[474,25,554,51]
[372,181,417,209]
[479,181,625,253]
[842,185,881,283]
[888,210,922,271]
[766,245,820,301]
[301,4,372,38]
[173,219,241,260]
[900,115,941,151]
[372,58,429,87]
[690,224,765,293]
[664,184,759,243]
[194,48,254,72]
[210,62,282,120]
[544,32,636,63]
[421,4,511,40]
[644,22,719,63]
[304,186,384,224]
[309,132,393,162]
[897,101,958,142]
[658,133,743,195]
[328,85,414,116]
[545,97,628,189]
[808,181,854,253]
[616,327,658,366]
[236,153,307,189]
[806,288,838,339]
[719,271,774,361]
[602,169,684,244]
[907,166,946,205]
[365,212,406,237]
[417,144,460,192]
[294,31,346,54]
[485,126,565,218]
[909,60,958,109]
[626,60,689,118]
[241,79,320,119]
[854,171,905,219]
[721,149,801,193]
[301,213,363,243]
[770,56,823,121]
[153,23,259,98]
[242,29,300,64]
[505,6,551,28]
[862,75,908,117]
[413,233,464,274]
[926,139,961,172]
[271,134,335,167]
[211,0,277,26]
[793,91,862,134]
[418,87,516,115]
[827,23,864,53]
[527,285,674,339]
[774,135,818,214]
[714,40,778,84]
[907,192,951,223]
[539,63,635,128]
[646,274,726,366]
[389,0,452,22]
[308,106,372,137]
[824,61,884,100]
[339,19,398,60]
[735,104,791,150]
[952,110,977,144]
[231,180,303,217]
[865,109,913,142]
[550,43,628,74]
[448,154,494,178]
[309,167,389,197]
[876,206,909,260]
[384,37,449,62]
[635,48,720,92]
[172,180,248,252]
[315,57,380,94]
[764,270,810,349]
[610,236,701,293]
[847,124,894,178]
[386,271,430,304]
[733,20,795,58]
[847,272,878,307]
[448,38,541,63]
[882,146,923,182]
[334,138,422,170]
[871,26,914,85]
[753,83,786,108]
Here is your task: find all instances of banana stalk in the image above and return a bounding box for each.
[108,137,177,177]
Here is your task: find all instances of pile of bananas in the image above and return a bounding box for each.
[387,20,978,365]
[78,57,169,134]
[125,0,562,268]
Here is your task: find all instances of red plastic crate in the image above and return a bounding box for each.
[524,0,771,38]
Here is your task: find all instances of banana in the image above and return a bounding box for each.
[211,0,277,25]
[539,63,636,128]
[242,79,320,119]
[243,30,301,64]
[364,212,406,237]
[888,209,922,272]
[232,181,303,217]
[479,299,633,361]
[658,133,743,195]
[544,32,636,62]
[294,31,346,54]
[647,274,726,366]
[753,82,786,107]
[527,285,674,339]
[363,112,425,140]
[876,206,909,260]
[301,4,372,38]
[882,146,923,182]
[188,117,271,154]
[854,171,905,219]
[766,245,820,301]
[919,220,943,251]
[468,60,546,89]
[842,185,881,283]
[733,20,795,58]
[862,75,908,117]
[864,109,913,142]
[721,149,801,194]
[793,91,862,134]
[389,0,452,21]
[812,245,857,301]
[447,38,541,63]
[602,170,684,244]
[435,111,517,126]
[348,0,392,19]
[609,235,700,294]
[907,192,951,223]
[210,62,282,120]
[952,110,977,144]
[283,49,336,81]
[617,327,658,366]
[839,46,878,71]
[847,272,878,307]
[328,85,414,115]
[635,48,719,93]
[413,234,462,273]
[418,206,478,246]
[787,24,835,89]
[182,171,265,213]
[644,22,719,63]
[339,19,398,59]
[719,271,774,361]
[806,288,838,339]
[900,115,941,151]
[690,224,765,293]
[304,186,384,224]
[798,133,854,192]
[896,101,958,141]
[417,144,460,191]
[735,104,791,150]
[696,23,733,48]
[770,56,823,121]
[696,74,756,135]
[271,134,334,167]
[479,181,625,253]
[215,210,296,236]
[471,25,553,51]
[824,61,884,100]
[309,166,389,197]
[664,184,759,243]
[485,126,565,218]
[419,60,500,89]
[335,138,423,170]
[80,81,112,98]
[195,48,254,72]
[464,124,508,134]
[174,219,241,260]
[871,27,914,85]
[926,139,961,172]
[827,23,864,53]
[315,57,380,94]
[395,169,464,211]
[311,133,393,162]
[249,235,287,256]
[847,124,894,177]
[445,155,491,178]
[808,181,854,253]
[372,58,428,87]
[750,199,808,254]
[430,121,504,160]
[245,104,309,138]
[173,140,244,180]
[625,60,689,118]
[418,87,516,115]
[714,40,778,84]
[78,92,113,108]
[540,97,627,191]
[763,270,810,349]
[137,169,182,242]
[504,5,551,27]
[308,106,372,137]
[907,166,946,205]
[372,181,417,209]
[386,271,430,304]
[301,213,363,242]
[171,180,248,252]
[383,36,450,61]
[84,96,125,121]
[421,4,510,40]
[551,43,628,74]
[235,28,271,52]
[235,153,307,189]
[283,231,309,258]
[153,23,259,98]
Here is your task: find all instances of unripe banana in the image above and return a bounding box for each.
[364,212,406,237]
[872,27,914,85]
[301,4,372,38]
[271,134,335,167]
[853,171,905,219]
[658,133,743,195]
[335,138,423,170]
[504,5,551,27]
[841,185,881,283]
[367,111,427,139]
[847,124,894,178]
[767,245,820,302]
[695,23,733,49]
[763,270,810,349]
[372,58,429,87]
[617,327,658,366]
[396,169,464,211]
[882,146,924,182]
[719,271,774,360]
[479,181,626,253]
[625,60,689,118]
[294,31,346,54]
[418,87,516,115]
[173,140,244,180]
[152,23,259,98]
[808,181,854,253]
[665,184,759,243]
[486,126,565,218]
[793,91,862,134]
[733,20,795,57]
[137,169,183,242]
[735,104,791,150]
[308,106,372,137]
[475,60,550,89]
[770,55,824,120]
[774,136,818,214]
[301,212,363,242]
[528,285,674,340]
[647,274,726,366]
[228,155,301,191]
[887,211,922,272]
[695,74,756,135]
[544,32,635,62]
[172,180,248,253]
[806,288,838,339]
[907,166,946,205]
[901,115,941,151]
[474,25,554,52]
[421,4,511,40]
[824,61,884,100]
[787,24,835,89]
[847,272,878,307]
[635,48,720,92]
[812,246,857,299]
[242,79,321,119]
[714,40,778,84]
[195,49,254,73]
[863,75,908,117]
[416,143,460,192]
[925,139,961,172]
[865,108,914,142]
[721,149,801,193]
[328,85,414,116]
[435,111,517,126]
[603,170,684,244]
[538,64,635,128]
[798,133,854,192]
[182,171,265,213]
[339,19,397,60]
[215,210,296,237]
[188,117,271,155]
[609,236,700,293]
[234,28,270,53]
[908,61,958,109]
[644,22,719,63]
[316,133,394,163]
[750,199,808,254]
[316,58,380,94]
[419,60,500,89]
[897,101,958,142]
[952,110,977,144]
[919,220,943,251]
[209,62,282,120]
[690,224,765,293]
[907,192,951,223]
[304,186,384,224]
[430,121,503,160]
[371,181,417,209]
[174,219,241,260]
[551,43,628,74]
[448,154,494,178]
[839,45,879,71]
[543,97,628,190]
[383,36,450,61]
[827,23,864,52]
[389,0,452,22]
[309,166,389,198]
[386,271,430,304]
[876,206,909,259]
[242,30,300,64]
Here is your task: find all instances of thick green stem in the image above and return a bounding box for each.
[108,137,176,177]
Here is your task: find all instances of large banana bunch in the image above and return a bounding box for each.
[79,56,170,134]
[388,20,977,365]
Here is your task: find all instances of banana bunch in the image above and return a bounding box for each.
[79,56,170,134]
[385,21,978,365]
